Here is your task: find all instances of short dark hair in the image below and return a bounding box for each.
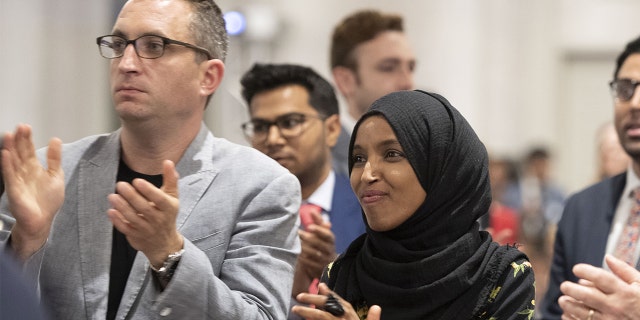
[330,10,404,70]
[526,147,550,163]
[613,35,640,79]
[182,0,228,107]
[186,0,229,62]
[240,63,339,117]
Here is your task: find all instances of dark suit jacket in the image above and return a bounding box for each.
[331,125,350,177]
[330,173,366,254]
[540,173,626,319]
[0,252,48,319]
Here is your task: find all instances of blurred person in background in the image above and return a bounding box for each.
[239,63,365,319]
[503,147,566,239]
[329,9,416,176]
[502,147,566,315]
[482,155,520,246]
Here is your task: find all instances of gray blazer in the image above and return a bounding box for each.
[1,124,301,319]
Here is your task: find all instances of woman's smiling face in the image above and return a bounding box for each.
[350,115,427,232]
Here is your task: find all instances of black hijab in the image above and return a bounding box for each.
[324,90,525,319]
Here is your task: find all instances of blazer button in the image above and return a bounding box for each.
[160,307,172,317]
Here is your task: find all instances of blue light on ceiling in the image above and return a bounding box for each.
[224,11,246,36]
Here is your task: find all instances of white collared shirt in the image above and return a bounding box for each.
[304,170,336,222]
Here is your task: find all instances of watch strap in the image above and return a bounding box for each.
[150,249,184,289]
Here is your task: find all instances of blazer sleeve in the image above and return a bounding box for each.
[142,172,301,320]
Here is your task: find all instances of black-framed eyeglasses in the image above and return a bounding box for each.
[241,113,325,143]
[609,78,640,102]
[96,34,212,60]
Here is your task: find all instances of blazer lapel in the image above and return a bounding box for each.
[589,173,627,266]
[174,124,218,229]
[77,133,122,317]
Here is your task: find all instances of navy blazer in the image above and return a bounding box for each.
[329,173,366,254]
[0,252,48,319]
[331,125,350,177]
[540,173,626,319]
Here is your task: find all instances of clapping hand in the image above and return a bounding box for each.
[559,254,640,320]
[298,210,337,278]
[107,159,183,267]
[1,124,64,261]
[292,283,381,320]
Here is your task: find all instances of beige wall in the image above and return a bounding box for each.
[2,0,640,194]
[0,1,113,145]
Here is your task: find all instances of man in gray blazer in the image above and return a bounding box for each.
[0,0,301,319]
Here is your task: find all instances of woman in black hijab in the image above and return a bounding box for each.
[292,90,535,319]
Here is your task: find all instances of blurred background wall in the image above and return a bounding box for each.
[2,0,640,195]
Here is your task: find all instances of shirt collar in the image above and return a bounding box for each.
[624,164,640,198]
[305,170,335,212]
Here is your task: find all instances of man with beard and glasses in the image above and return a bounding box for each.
[542,35,640,320]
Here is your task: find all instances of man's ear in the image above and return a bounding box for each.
[332,66,357,97]
[324,114,341,148]
[199,59,225,97]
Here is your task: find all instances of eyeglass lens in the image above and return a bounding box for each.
[98,35,166,59]
[612,79,640,101]
[243,114,312,141]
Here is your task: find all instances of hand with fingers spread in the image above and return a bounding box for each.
[292,283,381,320]
[107,160,183,267]
[1,124,64,261]
[559,254,640,320]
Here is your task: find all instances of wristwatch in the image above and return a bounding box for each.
[150,249,184,287]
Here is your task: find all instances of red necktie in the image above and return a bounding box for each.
[299,203,321,230]
[614,188,640,265]
[298,203,322,294]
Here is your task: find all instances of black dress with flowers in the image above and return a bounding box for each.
[321,233,536,320]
